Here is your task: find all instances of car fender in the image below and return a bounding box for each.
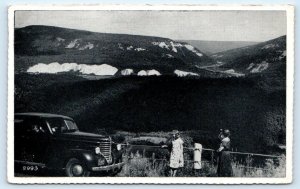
[64,149,98,170]
[47,149,97,170]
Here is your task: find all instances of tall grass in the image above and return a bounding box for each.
[117,151,286,177]
[232,155,286,177]
[117,151,168,177]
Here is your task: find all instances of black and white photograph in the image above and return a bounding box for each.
[7,5,294,184]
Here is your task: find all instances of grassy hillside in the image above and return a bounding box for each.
[211,36,286,76]
[15,73,285,154]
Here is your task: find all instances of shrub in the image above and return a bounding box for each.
[117,151,168,177]
[232,155,286,177]
[118,151,286,177]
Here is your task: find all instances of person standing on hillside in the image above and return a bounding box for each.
[162,130,184,177]
[217,129,233,177]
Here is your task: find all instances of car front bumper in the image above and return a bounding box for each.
[91,162,125,171]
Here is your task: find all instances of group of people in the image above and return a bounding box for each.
[162,129,233,177]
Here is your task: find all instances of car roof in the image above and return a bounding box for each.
[15,113,73,120]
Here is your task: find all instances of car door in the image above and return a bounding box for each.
[14,117,28,161]
[20,117,51,164]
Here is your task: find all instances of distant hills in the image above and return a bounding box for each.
[15,25,215,76]
[211,35,286,75]
[14,25,286,82]
[180,40,260,55]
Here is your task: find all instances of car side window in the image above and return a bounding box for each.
[46,118,66,134]
[24,118,49,135]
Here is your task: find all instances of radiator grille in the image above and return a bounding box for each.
[99,138,112,163]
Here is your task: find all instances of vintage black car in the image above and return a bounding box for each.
[14,113,125,177]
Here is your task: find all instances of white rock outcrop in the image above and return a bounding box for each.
[250,61,269,73]
[134,48,146,52]
[65,39,80,49]
[137,70,147,76]
[174,70,199,77]
[121,69,134,76]
[79,42,94,50]
[27,62,118,76]
[137,69,161,76]
[147,69,161,76]
[184,44,203,57]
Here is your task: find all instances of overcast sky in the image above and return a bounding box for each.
[15,10,286,41]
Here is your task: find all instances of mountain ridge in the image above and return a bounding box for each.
[15,25,215,76]
[211,35,286,75]
[180,40,260,55]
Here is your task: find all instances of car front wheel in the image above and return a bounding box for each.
[65,158,90,177]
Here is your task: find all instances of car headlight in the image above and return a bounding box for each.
[95,147,101,154]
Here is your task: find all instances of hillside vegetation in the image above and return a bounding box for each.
[211,36,286,76]
[14,26,286,155]
[15,74,285,154]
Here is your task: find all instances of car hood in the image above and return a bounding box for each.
[56,131,110,143]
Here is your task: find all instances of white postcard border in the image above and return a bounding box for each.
[7,4,294,184]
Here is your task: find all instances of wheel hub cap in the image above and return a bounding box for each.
[72,164,83,176]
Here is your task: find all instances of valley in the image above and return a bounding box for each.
[14,25,286,155]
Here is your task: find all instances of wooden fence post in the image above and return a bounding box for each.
[211,151,214,168]
[152,152,155,168]
[246,154,250,176]
[143,149,146,158]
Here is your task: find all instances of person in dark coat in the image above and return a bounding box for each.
[217,129,233,177]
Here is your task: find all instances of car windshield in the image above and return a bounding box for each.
[46,118,78,134]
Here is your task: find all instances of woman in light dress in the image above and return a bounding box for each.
[162,130,184,177]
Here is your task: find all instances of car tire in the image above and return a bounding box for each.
[65,158,90,177]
